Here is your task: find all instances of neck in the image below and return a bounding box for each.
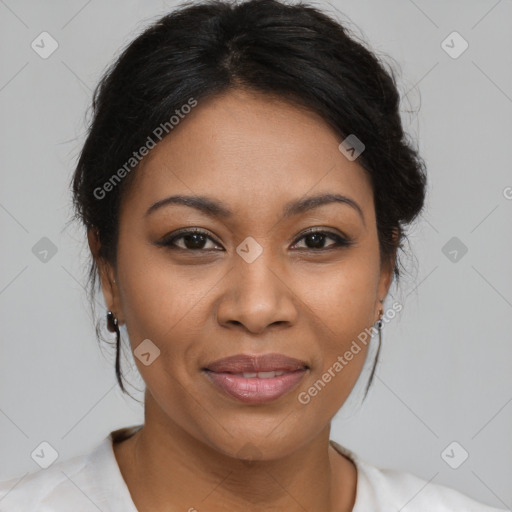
[114,392,357,512]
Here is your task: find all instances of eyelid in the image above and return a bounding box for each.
[157,226,353,251]
[157,227,222,249]
[290,227,353,250]
[293,226,349,241]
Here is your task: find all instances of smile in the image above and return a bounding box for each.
[203,368,308,404]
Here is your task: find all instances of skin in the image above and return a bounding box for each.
[89,88,395,512]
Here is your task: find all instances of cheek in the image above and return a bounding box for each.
[116,233,212,337]
[292,253,379,400]
[297,251,380,336]
[118,280,204,380]
[115,240,223,398]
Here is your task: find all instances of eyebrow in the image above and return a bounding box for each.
[145,192,365,225]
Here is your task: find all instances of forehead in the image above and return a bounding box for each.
[121,89,374,223]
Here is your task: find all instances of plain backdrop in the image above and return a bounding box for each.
[0,0,511,509]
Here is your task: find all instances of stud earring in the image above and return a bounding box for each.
[106,310,124,392]
[364,305,384,400]
[106,310,118,333]
[377,306,384,329]
[376,298,384,329]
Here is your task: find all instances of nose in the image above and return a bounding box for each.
[215,250,299,335]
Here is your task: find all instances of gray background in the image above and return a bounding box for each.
[1,0,511,509]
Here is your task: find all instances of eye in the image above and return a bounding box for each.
[156,228,353,252]
[156,228,222,251]
[291,229,353,251]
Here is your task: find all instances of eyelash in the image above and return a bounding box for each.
[156,227,354,253]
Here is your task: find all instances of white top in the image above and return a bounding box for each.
[0,425,505,511]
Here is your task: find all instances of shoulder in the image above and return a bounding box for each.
[361,462,506,511]
[330,441,507,512]
[0,436,113,512]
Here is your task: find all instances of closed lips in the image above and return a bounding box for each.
[237,371,288,378]
[204,353,309,374]
[203,355,309,404]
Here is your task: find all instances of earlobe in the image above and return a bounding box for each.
[376,230,398,318]
[377,298,384,325]
[377,256,394,303]
[87,227,101,259]
[97,258,118,312]
[383,227,399,289]
[87,228,122,322]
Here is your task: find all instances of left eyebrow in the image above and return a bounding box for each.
[282,193,365,226]
[145,192,365,226]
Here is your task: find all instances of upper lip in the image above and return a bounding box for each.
[204,353,309,373]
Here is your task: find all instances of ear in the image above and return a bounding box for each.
[375,227,399,318]
[87,228,124,325]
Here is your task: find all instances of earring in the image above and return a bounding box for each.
[107,311,124,392]
[375,297,384,329]
[377,306,384,330]
[106,310,118,333]
[364,304,384,400]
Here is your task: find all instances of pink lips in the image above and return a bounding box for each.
[203,353,309,404]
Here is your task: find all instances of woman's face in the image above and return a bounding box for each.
[96,88,393,459]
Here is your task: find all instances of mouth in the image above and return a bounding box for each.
[202,353,309,404]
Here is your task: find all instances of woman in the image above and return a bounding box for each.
[0,0,505,510]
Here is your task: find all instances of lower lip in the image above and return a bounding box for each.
[204,369,307,404]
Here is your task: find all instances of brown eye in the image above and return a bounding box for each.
[156,228,353,253]
[291,230,353,251]
[157,229,223,251]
